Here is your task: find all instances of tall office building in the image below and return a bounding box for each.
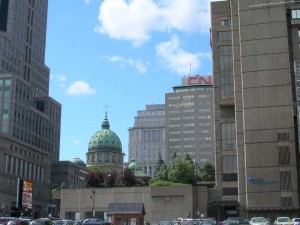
[128,104,165,177]
[0,0,61,217]
[165,76,214,168]
[211,0,300,219]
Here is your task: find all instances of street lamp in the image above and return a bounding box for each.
[48,179,52,217]
[90,190,96,218]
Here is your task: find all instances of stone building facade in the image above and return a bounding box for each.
[56,186,212,224]
[0,0,61,217]
[165,76,214,168]
[128,104,165,177]
[210,0,300,220]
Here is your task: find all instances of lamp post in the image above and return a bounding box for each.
[90,190,96,218]
[193,160,199,218]
[48,179,52,217]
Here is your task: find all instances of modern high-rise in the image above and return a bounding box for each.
[211,0,300,219]
[165,76,214,168]
[0,0,61,217]
[128,104,165,177]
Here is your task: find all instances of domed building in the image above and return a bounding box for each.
[86,112,124,173]
[128,159,146,177]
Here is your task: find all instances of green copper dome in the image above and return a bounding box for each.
[71,158,86,167]
[88,113,122,151]
[128,159,139,170]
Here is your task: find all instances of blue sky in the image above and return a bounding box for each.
[45,0,215,163]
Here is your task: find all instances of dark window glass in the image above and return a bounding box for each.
[279,146,290,165]
[222,155,237,173]
[278,132,289,141]
[223,187,238,196]
[223,173,238,182]
[219,46,233,99]
[0,0,9,32]
[218,31,232,41]
[221,123,236,150]
[280,171,291,190]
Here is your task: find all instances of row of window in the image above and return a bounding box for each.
[142,130,163,142]
[88,153,123,164]
[5,154,45,182]
[174,87,212,93]
[169,109,211,114]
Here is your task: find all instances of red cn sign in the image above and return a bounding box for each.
[188,76,212,85]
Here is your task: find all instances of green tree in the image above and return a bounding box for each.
[198,162,215,181]
[155,164,169,181]
[123,168,137,186]
[184,153,193,163]
[60,182,67,189]
[168,158,195,184]
[169,151,177,161]
[154,153,164,178]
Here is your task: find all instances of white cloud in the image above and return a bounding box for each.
[156,35,211,75]
[106,55,149,73]
[73,139,81,145]
[66,81,96,96]
[50,73,67,89]
[50,73,67,82]
[95,0,211,46]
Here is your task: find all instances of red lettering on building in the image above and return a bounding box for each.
[188,76,212,85]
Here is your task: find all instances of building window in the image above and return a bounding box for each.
[223,187,238,196]
[279,146,290,165]
[221,123,236,150]
[218,31,232,41]
[221,19,231,26]
[278,132,289,141]
[292,10,300,19]
[219,46,233,99]
[222,156,237,181]
[222,155,237,174]
[280,171,291,190]
[281,197,293,207]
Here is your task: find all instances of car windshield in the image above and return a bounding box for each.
[278,219,289,223]
[252,219,266,223]
[181,221,193,225]
[293,220,300,222]
[159,222,172,225]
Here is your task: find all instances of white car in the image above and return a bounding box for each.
[250,217,268,225]
[292,219,300,225]
[274,217,292,225]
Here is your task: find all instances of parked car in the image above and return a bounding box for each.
[30,218,53,225]
[81,222,103,225]
[0,218,19,225]
[158,221,173,225]
[227,218,249,225]
[7,219,30,225]
[82,219,101,225]
[292,219,300,225]
[201,219,217,225]
[274,217,292,225]
[250,217,269,225]
[171,221,181,225]
[223,219,239,225]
